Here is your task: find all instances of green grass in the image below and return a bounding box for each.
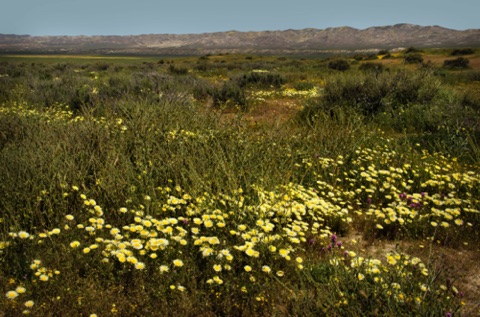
[1,53,479,316]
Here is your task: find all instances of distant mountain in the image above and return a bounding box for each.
[1,24,480,55]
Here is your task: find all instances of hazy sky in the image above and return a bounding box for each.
[1,0,478,36]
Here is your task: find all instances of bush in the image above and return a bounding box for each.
[299,70,441,118]
[210,81,247,109]
[405,47,422,54]
[358,62,384,74]
[293,81,315,91]
[443,57,470,69]
[327,59,350,71]
[451,48,475,56]
[168,64,189,75]
[233,71,286,89]
[352,54,377,61]
[404,53,423,64]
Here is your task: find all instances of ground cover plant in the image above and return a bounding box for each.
[1,51,480,316]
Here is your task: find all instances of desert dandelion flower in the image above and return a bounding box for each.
[6,290,18,299]
[18,231,30,239]
[135,262,146,270]
[24,300,34,308]
[173,259,184,267]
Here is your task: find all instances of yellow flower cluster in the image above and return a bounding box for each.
[29,259,60,282]
[281,87,320,98]
[0,101,130,133]
[4,284,35,314]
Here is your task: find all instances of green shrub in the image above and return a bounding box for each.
[233,71,286,89]
[404,53,423,64]
[327,58,350,71]
[451,48,475,56]
[293,81,315,91]
[443,57,470,69]
[358,62,384,74]
[300,70,441,118]
[353,53,377,61]
[168,64,189,75]
[405,47,422,54]
[210,81,247,109]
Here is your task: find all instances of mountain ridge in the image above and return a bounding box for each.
[1,24,479,55]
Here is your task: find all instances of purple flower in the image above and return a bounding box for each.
[399,193,407,200]
[308,238,315,245]
[331,233,337,244]
[366,197,372,204]
[445,312,452,317]
[337,242,343,248]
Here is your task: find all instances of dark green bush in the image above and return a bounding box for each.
[353,54,377,61]
[233,71,286,89]
[293,81,315,91]
[210,81,247,109]
[451,48,475,56]
[299,70,441,118]
[405,47,422,54]
[404,53,423,64]
[168,64,189,75]
[443,57,470,69]
[358,62,384,74]
[327,59,350,71]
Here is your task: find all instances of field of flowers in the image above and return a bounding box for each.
[1,51,480,316]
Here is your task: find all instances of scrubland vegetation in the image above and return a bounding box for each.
[1,49,480,316]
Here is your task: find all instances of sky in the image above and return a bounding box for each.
[1,0,479,36]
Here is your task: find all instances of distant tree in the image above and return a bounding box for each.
[378,49,390,55]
